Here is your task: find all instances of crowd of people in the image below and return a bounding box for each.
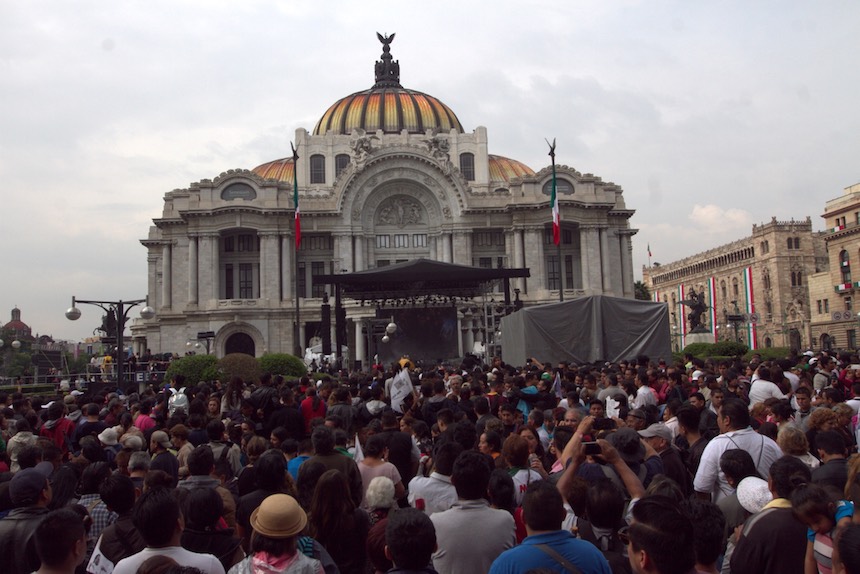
[0,350,860,574]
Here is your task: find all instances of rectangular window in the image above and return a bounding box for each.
[544,227,554,245]
[376,235,390,249]
[377,260,390,267]
[297,262,306,298]
[843,268,852,284]
[238,234,255,252]
[565,255,574,289]
[239,263,253,298]
[335,154,350,178]
[846,297,853,312]
[224,237,235,252]
[850,330,858,349]
[311,261,326,298]
[497,256,507,268]
[225,264,234,299]
[412,234,427,247]
[395,259,408,264]
[310,154,326,184]
[478,257,492,269]
[394,234,409,248]
[459,153,475,181]
[302,235,333,251]
[563,229,573,245]
[547,255,560,291]
[817,300,823,314]
[825,299,830,313]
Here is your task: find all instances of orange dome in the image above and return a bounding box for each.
[252,157,294,183]
[488,155,535,182]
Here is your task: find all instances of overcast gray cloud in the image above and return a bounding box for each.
[1,1,857,341]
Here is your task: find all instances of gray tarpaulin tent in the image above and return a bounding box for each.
[499,295,671,364]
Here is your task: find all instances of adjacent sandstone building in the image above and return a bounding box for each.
[643,218,826,352]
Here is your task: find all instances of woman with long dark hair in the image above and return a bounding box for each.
[181,487,244,571]
[308,469,369,574]
[221,376,244,420]
[300,387,326,435]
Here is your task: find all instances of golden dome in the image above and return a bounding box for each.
[252,157,294,182]
[313,87,463,136]
[313,33,463,136]
[488,155,535,183]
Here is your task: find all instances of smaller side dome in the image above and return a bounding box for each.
[252,157,294,183]
[488,155,535,183]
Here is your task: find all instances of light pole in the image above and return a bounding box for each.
[65,297,155,392]
[186,331,216,355]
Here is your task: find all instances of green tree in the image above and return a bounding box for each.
[634,280,652,301]
[218,353,261,384]
[259,353,306,378]
[165,354,219,387]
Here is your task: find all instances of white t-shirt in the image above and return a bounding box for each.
[693,427,783,502]
[633,385,657,409]
[748,380,787,409]
[113,546,225,574]
[510,468,543,506]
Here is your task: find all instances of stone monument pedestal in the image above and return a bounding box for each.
[684,331,715,346]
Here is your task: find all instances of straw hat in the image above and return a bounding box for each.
[250,494,307,538]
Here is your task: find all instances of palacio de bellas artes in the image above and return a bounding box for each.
[132,34,639,368]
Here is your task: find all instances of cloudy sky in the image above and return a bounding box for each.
[2,1,857,342]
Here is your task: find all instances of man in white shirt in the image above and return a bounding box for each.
[112,487,224,574]
[693,399,782,503]
[408,442,461,515]
[632,372,656,409]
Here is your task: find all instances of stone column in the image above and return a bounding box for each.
[462,312,475,355]
[161,243,172,310]
[332,234,353,274]
[619,232,634,298]
[580,226,601,293]
[600,227,612,294]
[523,229,544,294]
[354,235,366,271]
[148,254,158,309]
[259,232,280,303]
[197,234,218,304]
[355,321,366,368]
[430,235,438,261]
[208,233,220,302]
[452,231,472,266]
[281,234,293,302]
[187,235,198,306]
[440,233,452,263]
[512,229,525,292]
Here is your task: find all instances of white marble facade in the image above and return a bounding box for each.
[133,39,637,364]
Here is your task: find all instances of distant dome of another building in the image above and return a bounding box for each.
[488,155,535,183]
[313,33,464,136]
[252,157,294,182]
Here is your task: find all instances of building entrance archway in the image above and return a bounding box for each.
[225,332,255,356]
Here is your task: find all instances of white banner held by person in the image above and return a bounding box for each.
[390,368,412,414]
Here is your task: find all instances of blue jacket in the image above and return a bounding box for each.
[489,530,612,574]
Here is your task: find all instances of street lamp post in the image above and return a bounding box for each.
[65,297,155,392]
[186,331,216,355]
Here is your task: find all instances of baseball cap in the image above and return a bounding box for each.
[638,423,673,442]
[10,461,53,506]
[151,430,171,449]
[691,370,704,380]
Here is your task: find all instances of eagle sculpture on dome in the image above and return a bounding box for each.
[377,32,395,49]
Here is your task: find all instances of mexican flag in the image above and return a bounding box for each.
[293,161,301,251]
[551,166,560,245]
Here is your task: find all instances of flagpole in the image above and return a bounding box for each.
[547,138,562,302]
[292,142,302,357]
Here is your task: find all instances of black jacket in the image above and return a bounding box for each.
[0,505,50,574]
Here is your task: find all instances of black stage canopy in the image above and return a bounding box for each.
[314,258,530,303]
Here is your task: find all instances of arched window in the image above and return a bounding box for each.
[787,238,793,250]
[793,237,800,249]
[720,280,727,300]
[459,153,475,181]
[542,179,575,195]
[335,154,350,178]
[732,278,739,298]
[310,154,326,184]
